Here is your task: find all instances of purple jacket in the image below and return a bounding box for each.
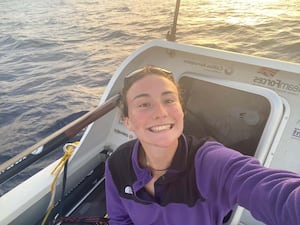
[105,135,300,225]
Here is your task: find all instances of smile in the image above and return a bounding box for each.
[149,124,173,132]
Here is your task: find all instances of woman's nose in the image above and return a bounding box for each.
[152,103,168,119]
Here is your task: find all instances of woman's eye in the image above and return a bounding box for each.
[138,102,151,108]
[165,98,175,104]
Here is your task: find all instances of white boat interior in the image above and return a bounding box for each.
[1,39,300,225]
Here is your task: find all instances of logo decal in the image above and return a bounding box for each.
[257,67,279,77]
[31,146,44,155]
[124,186,133,195]
[292,120,300,140]
[184,60,234,76]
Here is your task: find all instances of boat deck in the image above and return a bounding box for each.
[46,163,107,225]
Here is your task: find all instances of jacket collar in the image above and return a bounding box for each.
[132,134,189,182]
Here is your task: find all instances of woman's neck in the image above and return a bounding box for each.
[139,139,178,172]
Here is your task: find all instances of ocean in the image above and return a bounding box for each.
[0,0,299,194]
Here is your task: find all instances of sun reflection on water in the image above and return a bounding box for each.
[183,0,299,26]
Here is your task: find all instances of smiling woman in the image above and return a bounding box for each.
[105,64,300,225]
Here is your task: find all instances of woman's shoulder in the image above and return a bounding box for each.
[106,139,138,187]
[108,139,137,166]
[185,135,216,152]
[186,135,246,163]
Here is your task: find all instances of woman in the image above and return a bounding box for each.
[105,66,300,225]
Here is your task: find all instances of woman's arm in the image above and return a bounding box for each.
[195,141,300,225]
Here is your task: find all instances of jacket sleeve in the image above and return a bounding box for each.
[105,161,134,225]
[195,141,300,225]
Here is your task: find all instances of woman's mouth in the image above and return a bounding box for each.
[148,124,173,132]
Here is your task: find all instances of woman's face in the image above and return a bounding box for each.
[124,74,184,149]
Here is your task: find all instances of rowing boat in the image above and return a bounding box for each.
[1,38,300,225]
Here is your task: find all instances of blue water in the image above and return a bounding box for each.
[0,0,299,194]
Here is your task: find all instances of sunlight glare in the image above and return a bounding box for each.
[209,0,287,26]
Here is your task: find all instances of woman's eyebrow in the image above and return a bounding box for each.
[162,91,176,96]
[132,93,150,101]
[132,90,177,101]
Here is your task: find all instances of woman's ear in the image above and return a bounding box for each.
[124,117,133,131]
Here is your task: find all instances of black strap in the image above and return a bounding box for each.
[50,215,109,225]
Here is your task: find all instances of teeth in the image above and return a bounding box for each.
[150,125,172,132]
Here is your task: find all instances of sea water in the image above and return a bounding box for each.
[0,0,299,194]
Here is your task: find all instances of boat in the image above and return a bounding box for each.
[1,2,300,225]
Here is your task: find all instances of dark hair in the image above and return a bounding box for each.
[119,65,181,118]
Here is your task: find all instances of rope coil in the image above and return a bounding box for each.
[41,142,79,225]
